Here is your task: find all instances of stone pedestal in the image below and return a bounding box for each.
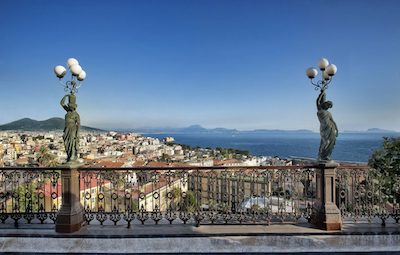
[311,161,342,231]
[55,162,84,233]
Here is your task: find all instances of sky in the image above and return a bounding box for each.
[0,0,399,131]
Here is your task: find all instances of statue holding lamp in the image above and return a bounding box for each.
[306,58,338,162]
[54,58,86,163]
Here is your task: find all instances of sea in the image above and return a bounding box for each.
[143,132,400,163]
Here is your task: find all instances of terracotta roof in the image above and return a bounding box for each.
[146,162,173,167]
[214,159,241,166]
[94,161,125,168]
[133,160,145,166]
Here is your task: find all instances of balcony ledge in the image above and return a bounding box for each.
[0,223,399,254]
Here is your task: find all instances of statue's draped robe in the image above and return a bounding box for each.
[63,111,79,161]
[317,109,336,160]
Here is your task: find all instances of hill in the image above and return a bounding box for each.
[135,125,312,134]
[366,128,398,133]
[0,118,103,132]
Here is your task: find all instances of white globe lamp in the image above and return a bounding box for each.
[67,58,79,68]
[70,64,83,76]
[54,65,66,79]
[77,70,86,81]
[326,64,337,76]
[306,68,318,79]
[323,71,331,81]
[318,58,329,70]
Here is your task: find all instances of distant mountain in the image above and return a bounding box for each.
[136,125,313,134]
[182,125,238,133]
[246,129,314,134]
[181,125,208,133]
[0,118,103,132]
[135,125,239,134]
[343,128,399,133]
[137,125,399,135]
[366,128,398,133]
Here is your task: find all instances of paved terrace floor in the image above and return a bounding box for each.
[0,223,400,254]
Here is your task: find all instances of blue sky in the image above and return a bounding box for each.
[0,0,399,131]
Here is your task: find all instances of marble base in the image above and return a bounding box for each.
[55,164,84,233]
[0,234,399,253]
[312,203,342,231]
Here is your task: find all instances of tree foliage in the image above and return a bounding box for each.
[16,183,39,212]
[369,137,400,177]
[37,146,58,167]
[369,137,400,202]
[181,190,196,212]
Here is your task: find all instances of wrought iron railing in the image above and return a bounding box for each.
[79,166,317,226]
[337,166,400,225]
[0,168,61,225]
[0,165,399,228]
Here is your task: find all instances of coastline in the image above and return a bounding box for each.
[143,132,399,163]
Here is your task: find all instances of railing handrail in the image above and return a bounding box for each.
[0,164,370,171]
[2,162,396,232]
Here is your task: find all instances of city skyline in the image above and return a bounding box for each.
[1,0,400,131]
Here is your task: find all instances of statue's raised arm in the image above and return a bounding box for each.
[60,94,69,112]
[316,89,326,111]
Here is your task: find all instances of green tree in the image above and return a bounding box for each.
[369,137,400,202]
[9,183,39,212]
[37,146,58,167]
[170,187,181,210]
[161,153,172,162]
[181,191,196,212]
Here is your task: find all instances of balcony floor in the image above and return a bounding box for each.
[0,223,399,254]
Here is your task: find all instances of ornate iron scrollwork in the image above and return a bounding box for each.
[2,165,397,228]
[0,169,60,225]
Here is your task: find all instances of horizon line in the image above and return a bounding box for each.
[1,116,399,133]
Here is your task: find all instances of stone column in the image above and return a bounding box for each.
[55,163,84,233]
[311,162,342,231]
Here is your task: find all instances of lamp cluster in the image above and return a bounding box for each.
[306,58,337,90]
[54,58,86,93]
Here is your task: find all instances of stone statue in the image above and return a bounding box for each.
[316,88,338,161]
[60,93,80,162]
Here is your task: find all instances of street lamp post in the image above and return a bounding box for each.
[53,58,86,233]
[306,58,337,91]
[55,58,86,93]
[54,58,86,163]
[306,58,338,162]
[307,58,342,230]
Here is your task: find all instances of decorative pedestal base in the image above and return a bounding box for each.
[55,162,84,233]
[312,203,342,231]
[311,161,342,231]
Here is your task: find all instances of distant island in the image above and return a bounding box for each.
[134,125,399,135]
[343,128,399,134]
[366,128,398,133]
[0,118,102,132]
[0,118,398,134]
[133,125,315,134]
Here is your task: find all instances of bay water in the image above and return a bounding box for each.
[144,132,399,163]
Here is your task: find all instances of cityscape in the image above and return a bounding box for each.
[0,130,291,168]
[1,0,400,254]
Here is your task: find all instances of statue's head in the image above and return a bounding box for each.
[322,101,333,110]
